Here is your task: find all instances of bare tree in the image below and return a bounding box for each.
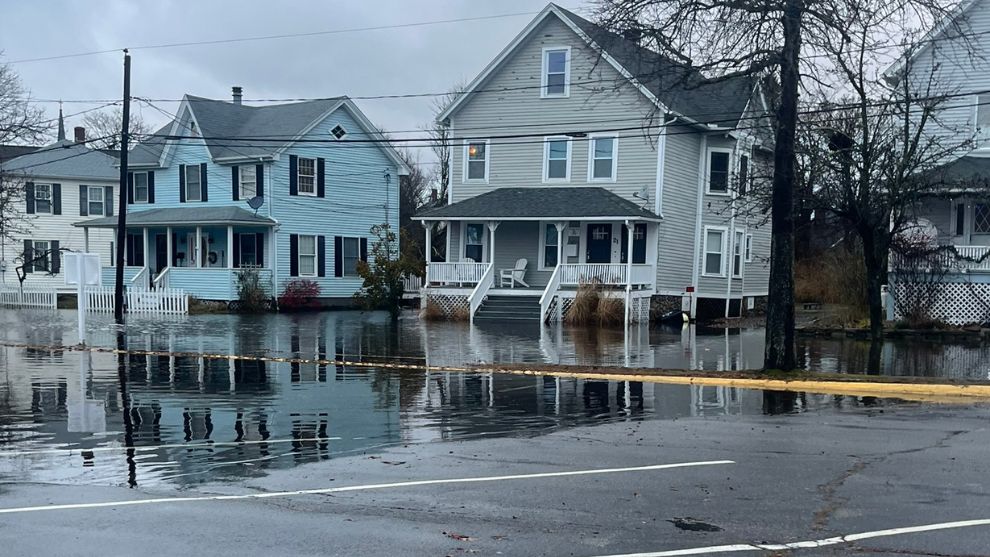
[397,148,431,267]
[426,84,464,206]
[81,107,149,150]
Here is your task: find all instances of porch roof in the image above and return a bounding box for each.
[416,187,661,222]
[919,154,990,194]
[74,206,277,228]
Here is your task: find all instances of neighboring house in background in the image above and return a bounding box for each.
[0,121,118,291]
[416,3,774,323]
[76,89,408,304]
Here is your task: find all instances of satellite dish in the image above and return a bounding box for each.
[247,196,264,215]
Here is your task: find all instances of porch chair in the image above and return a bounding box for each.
[500,258,530,288]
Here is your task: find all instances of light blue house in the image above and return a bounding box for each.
[76,89,408,304]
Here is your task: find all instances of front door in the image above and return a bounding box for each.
[586,223,612,263]
[154,234,168,274]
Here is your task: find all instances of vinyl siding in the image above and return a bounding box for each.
[491,221,551,288]
[657,127,701,293]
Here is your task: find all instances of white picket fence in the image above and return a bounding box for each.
[86,287,189,315]
[0,287,57,309]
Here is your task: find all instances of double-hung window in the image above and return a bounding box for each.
[464,141,488,182]
[542,47,570,97]
[88,186,105,216]
[133,172,149,203]
[298,235,317,276]
[34,184,52,214]
[464,223,484,262]
[732,231,745,277]
[703,227,726,276]
[589,135,617,181]
[185,165,202,201]
[239,165,257,199]
[33,240,50,272]
[542,224,559,269]
[298,157,316,195]
[544,137,571,182]
[707,150,731,194]
[341,237,360,276]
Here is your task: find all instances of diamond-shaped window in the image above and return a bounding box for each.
[976,204,990,233]
[330,125,347,140]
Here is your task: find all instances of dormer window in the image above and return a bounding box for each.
[331,124,347,140]
[542,47,570,98]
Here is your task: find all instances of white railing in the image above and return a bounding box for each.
[402,273,423,294]
[87,287,189,315]
[426,262,489,286]
[152,267,170,289]
[0,287,57,309]
[130,267,149,288]
[540,265,563,323]
[468,263,495,322]
[953,246,990,272]
[558,263,656,286]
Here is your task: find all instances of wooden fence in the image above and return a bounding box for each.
[0,287,57,310]
[86,287,189,315]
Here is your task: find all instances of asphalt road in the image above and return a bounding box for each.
[2,398,990,556]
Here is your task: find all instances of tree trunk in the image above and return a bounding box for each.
[861,233,886,343]
[764,0,802,371]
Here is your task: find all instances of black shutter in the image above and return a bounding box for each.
[232,166,240,201]
[232,233,241,267]
[255,164,264,197]
[148,171,155,203]
[289,234,299,276]
[360,237,368,262]
[200,163,208,202]
[25,183,35,214]
[957,204,966,236]
[50,241,60,274]
[52,184,62,215]
[22,240,33,273]
[316,158,326,198]
[78,185,88,216]
[105,186,113,216]
[334,236,343,277]
[289,155,298,196]
[317,235,326,277]
[127,172,134,204]
[256,232,265,266]
[179,164,186,202]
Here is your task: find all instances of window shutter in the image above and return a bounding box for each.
[148,171,156,203]
[255,232,265,266]
[232,233,241,267]
[289,234,299,276]
[360,237,368,262]
[255,164,264,197]
[317,235,326,277]
[25,183,35,214]
[127,172,134,204]
[78,185,88,216]
[289,155,298,196]
[179,165,186,202]
[105,186,113,216]
[232,166,239,201]
[51,241,60,273]
[334,236,343,277]
[317,158,326,198]
[52,184,62,215]
[23,240,33,273]
[200,163,208,202]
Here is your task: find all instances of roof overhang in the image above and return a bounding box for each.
[418,214,662,223]
[74,207,277,229]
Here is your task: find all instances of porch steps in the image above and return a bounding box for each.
[474,295,542,321]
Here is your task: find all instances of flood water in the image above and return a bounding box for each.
[1,309,987,489]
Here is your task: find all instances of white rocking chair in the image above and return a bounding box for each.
[500,258,529,288]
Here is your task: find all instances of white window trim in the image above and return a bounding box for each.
[702,225,728,278]
[732,229,745,278]
[185,166,202,202]
[587,133,619,182]
[543,136,572,183]
[462,140,490,184]
[32,240,51,272]
[706,147,733,196]
[538,222,560,270]
[239,165,258,199]
[460,222,487,263]
[541,46,571,98]
[297,157,317,197]
[34,183,52,214]
[133,172,149,204]
[744,233,754,263]
[330,124,348,140]
[341,236,361,277]
[297,234,317,277]
[88,186,105,216]
[736,152,751,196]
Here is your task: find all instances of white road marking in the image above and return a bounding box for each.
[0,460,733,514]
[594,518,990,556]
[0,437,344,457]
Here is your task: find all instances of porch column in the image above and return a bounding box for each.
[555,222,566,266]
[227,226,234,269]
[423,221,432,264]
[83,228,90,253]
[195,226,202,268]
[142,228,149,271]
[625,219,634,326]
[166,227,172,268]
[487,221,500,264]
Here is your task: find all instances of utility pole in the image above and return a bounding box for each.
[113,50,131,323]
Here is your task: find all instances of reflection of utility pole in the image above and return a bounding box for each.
[116,330,137,487]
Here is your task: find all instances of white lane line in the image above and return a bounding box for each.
[0,437,344,457]
[593,518,990,556]
[0,460,733,514]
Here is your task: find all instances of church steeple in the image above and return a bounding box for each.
[56,102,66,141]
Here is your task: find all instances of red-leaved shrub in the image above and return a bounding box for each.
[278,279,321,310]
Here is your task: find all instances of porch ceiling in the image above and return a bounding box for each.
[74,206,276,228]
[416,187,661,222]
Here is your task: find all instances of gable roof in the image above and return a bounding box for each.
[416,187,661,221]
[130,95,410,174]
[882,0,980,84]
[439,3,756,129]
[0,144,40,163]
[1,140,119,180]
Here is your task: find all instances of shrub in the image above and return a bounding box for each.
[450,305,470,322]
[236,268,269,313]
[354,224,418,319]
[565,281,601,325]
[279,279,321,310]
[421,300,444,321]
[597,295,625,327]
[795,249,867,308]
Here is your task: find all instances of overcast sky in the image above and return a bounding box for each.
[1,0,589,165]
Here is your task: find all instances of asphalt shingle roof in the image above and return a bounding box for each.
[416,187,661,220]
[75,206,276,228]
[1,140,119,180]
[925,154,990,188]
[0,144,40,163]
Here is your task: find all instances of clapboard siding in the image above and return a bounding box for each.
[657,126,701,293]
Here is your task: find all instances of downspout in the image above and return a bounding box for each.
[268,162,279,310]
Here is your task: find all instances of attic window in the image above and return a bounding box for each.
[331,125,347,140]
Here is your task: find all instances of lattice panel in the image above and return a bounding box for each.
[891,279,990,326]
[426,293,470,319]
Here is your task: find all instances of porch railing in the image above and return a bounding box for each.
[426,262,489,286]
[890,245,990,273]
[130,267,149,288]
[559,263,655,286]
[540,264,563,323]
[468,263,495,323]
[153,267,171,289]
[953,246,990,272]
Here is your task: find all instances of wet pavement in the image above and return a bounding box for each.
[1,309,990,555]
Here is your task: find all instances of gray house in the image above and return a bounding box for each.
[417,4,773,323]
